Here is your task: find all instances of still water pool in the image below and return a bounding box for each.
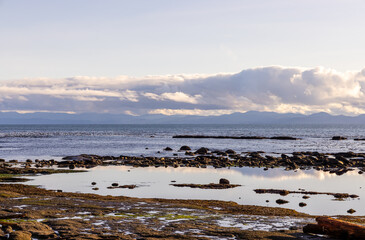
[27,166,365,216]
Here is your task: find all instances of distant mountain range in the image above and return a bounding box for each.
[1,111,365,124]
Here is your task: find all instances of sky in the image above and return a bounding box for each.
[1,0,365,116]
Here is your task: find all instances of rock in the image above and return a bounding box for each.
[91,182,97,185]
[275,199,289,205]
[185,151,194,156]
[332,136,347,140]
[347,208,356,214]
[299,202,307,207]
[302,195,310,199]
[195,147,209,155]
[9,231,32,240]
[17,221,56,238]
[92,187,99,191]
[111,183,119,187]
[225,149,236,154]
[4,225,12,233]
[270,136,298,140]
[164,147,173,151]
[179,146,191,151]
[68,164,75,169]
[219,178,230,184]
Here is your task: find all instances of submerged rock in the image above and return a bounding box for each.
[275,199,289,205]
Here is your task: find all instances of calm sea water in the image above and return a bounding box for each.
[1,124,365,161]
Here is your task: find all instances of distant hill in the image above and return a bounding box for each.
[0,111,365,124]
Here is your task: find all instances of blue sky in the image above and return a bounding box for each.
[1,0,364,79]
[1,1,365,115]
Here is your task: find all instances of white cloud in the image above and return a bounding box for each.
[144,92,201,104]
[1,66,365,115]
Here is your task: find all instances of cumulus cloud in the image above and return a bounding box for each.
[1,66,365,115]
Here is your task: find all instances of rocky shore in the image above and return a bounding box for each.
[0,183,322,240]
[1,147,365,239]
[15,148,365,174]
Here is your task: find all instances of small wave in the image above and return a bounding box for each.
[0,131,142,138]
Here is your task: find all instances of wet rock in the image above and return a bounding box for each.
[185,151,194,156]
[3,225,12,233]
[195,147,209,155]
[17,221,56,239]
[332,136,347,140]
[179,146,191,151]
[225,149,236,154]
[9,231,32,240]
[111,183,119,187]
[270,136,299,140]
[219,178,230,184]
[303,195,310,199]
[171,183,241,189]
[164,147,173,151]
[91,182,97,185]
[275,199,289,204]
[347,208,356,214]
[299,202,307,207]
[68,164,75,170]
[92,187,99,191]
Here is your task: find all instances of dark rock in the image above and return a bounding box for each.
[347,208,356,214]
[270,136,299,140]
[164,147,173,151]
[225,149,236,154]
[69,164,75,170]
[179,146,191,151]
[299,202,307,207]
[111,183,119,187]
[219,178,230,184]
[275,199,289,204]
[91,182,97,185]
[4,225,12,233]
[303,195,310,199]
[92,187,99,190]
[332,136,347,140]
[195,147,209,155]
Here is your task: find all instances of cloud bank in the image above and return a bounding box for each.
[1,66,365,116]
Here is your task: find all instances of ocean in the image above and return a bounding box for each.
[1,124,365,161]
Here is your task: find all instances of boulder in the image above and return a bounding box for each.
[332,136,347,140]
[225,149,236,154]
[195,147,209,155]
[276,199,289,204]
[9,231,32,240]
[17,221,56,238]
[179,146,191,151]
[219,178,230,184]
[164,147,173,151]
